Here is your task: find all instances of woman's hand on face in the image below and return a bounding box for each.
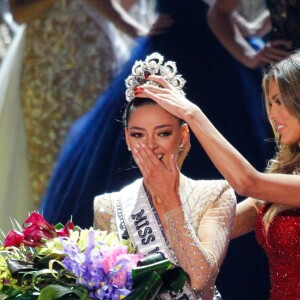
[133,143,181,209]
[134,75,199,121]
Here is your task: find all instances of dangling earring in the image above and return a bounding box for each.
[128,147,131,151]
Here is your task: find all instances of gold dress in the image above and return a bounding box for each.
[21,0,114,205]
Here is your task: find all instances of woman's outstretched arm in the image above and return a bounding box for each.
[134,76,300,206]
[230,197,261,239]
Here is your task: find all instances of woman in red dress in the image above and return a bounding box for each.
[134,50,300,299]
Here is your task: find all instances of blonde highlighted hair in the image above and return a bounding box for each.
[262,51,300,220]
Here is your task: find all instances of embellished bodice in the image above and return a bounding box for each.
[94,175,236,299]
[256,204,300,299]
[265,0,300,49]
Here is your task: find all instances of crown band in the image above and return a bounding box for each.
[125,52,186,102]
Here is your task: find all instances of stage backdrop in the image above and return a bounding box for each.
[0,24,33,234]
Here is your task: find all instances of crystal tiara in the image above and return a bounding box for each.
[125,52,186,102]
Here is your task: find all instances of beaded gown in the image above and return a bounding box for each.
[256,204,300,299]
[94,175,236,299]
[21,0,115,205]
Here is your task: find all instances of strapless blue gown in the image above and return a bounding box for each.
[40,1,272,298]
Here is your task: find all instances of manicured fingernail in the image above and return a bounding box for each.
[145,75,149,79]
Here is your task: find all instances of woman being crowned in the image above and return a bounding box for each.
[94,53,236,299]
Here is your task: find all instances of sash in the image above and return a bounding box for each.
[118,178,201,300]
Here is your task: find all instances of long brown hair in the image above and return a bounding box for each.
[262,52,300,220]
[263,51,300,175]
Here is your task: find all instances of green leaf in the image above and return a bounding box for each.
[132,259,172,285]
[54,224,64,230]
[10,217,23,232]
[38,284,89,300]
[160,266,188,293]
[33,253,65,269]
[0,287,39,299]
[6,259,36,280]
[125,271,163,300]
[136,252,166,267]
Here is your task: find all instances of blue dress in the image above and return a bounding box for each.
[40,1,273,297]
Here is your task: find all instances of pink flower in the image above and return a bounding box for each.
[4,212,74,248]
[4,230,27,247]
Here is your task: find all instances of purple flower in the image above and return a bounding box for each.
[59,229,142,299]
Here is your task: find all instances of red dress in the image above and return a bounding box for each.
[256,204,300,299]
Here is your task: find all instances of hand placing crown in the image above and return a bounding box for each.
[125,52,186,102]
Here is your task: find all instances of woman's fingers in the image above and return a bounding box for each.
[133,143,164,178]
[258,40,291,63]
[269,39,292,50]
[133,74,198,122]
[262,46,288,60]
[140,143,163,169]
[134,143,180,203]
[146,75,174,89]
[134,86,169,105]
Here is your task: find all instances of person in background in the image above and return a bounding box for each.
[94,52,236,300]
[207,0,298,69]
[134,50,300,300]
[8,0,148,206]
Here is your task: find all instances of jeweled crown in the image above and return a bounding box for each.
[125,52,186,102]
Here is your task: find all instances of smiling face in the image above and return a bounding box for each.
[267,79,300,147]
[125,102,187,168]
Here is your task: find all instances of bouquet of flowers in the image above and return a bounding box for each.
[0,212,187,300]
